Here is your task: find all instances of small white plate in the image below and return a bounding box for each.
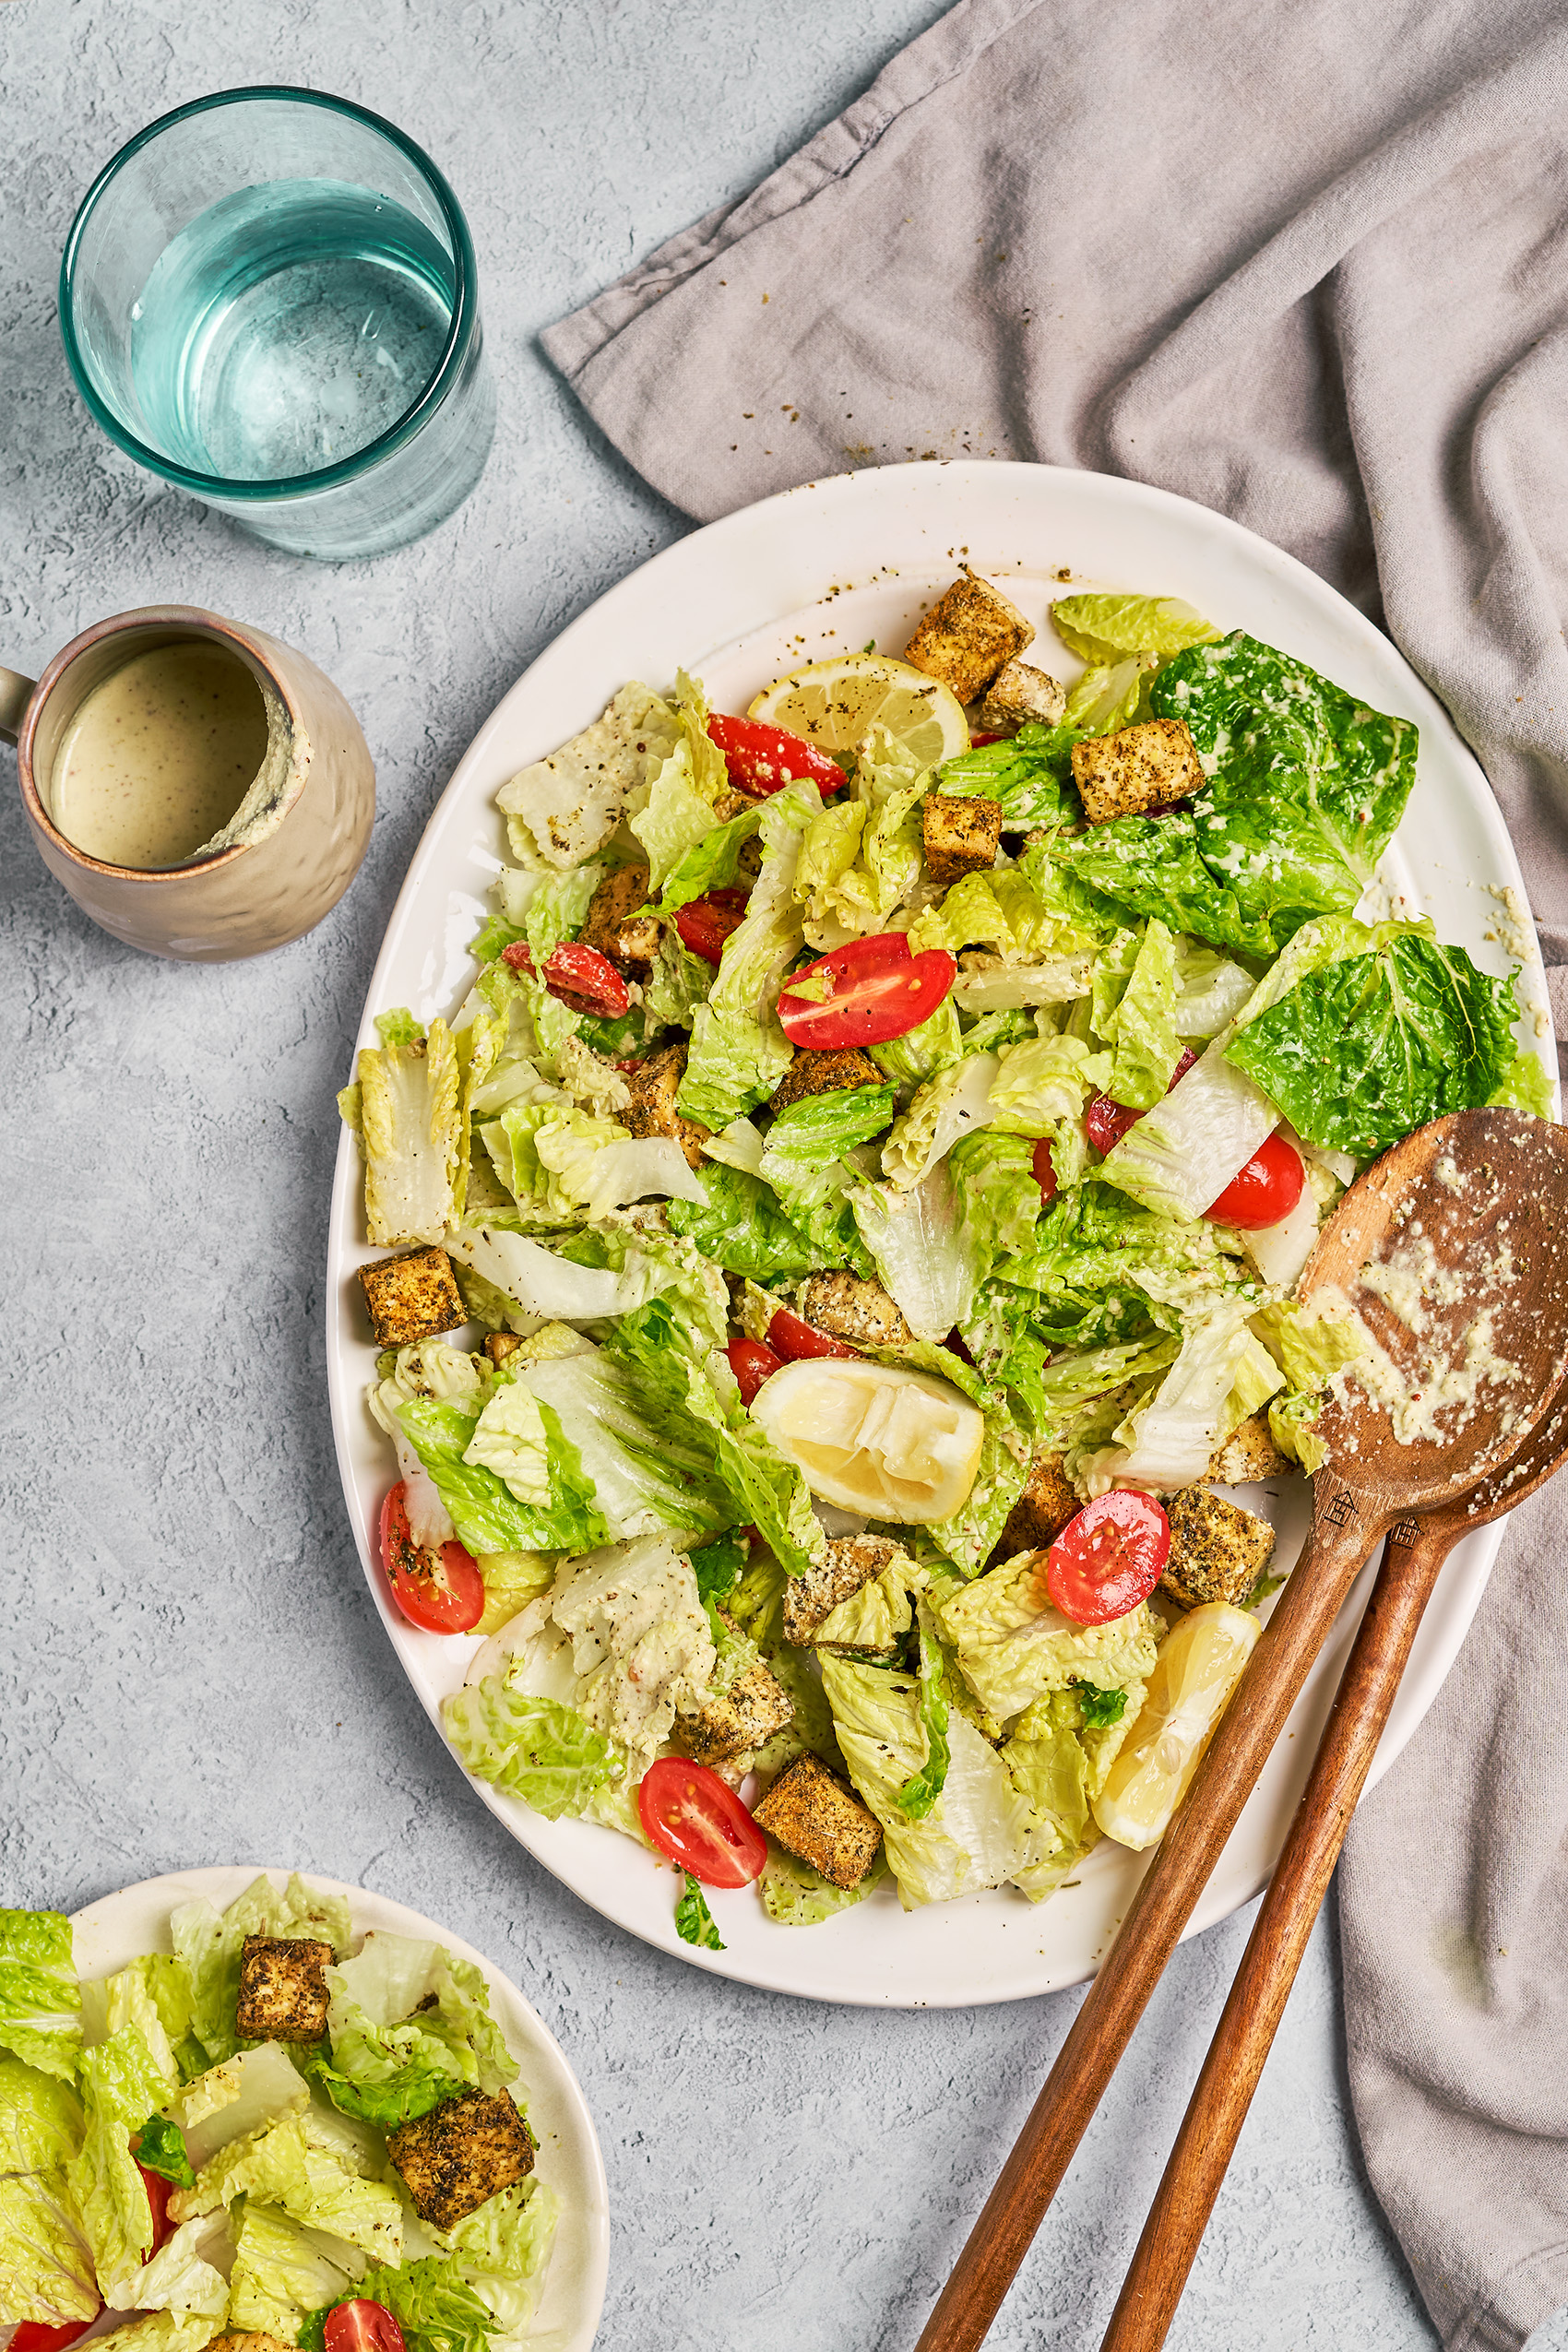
[325,459,1556,2008]
[70,1866,609,2350]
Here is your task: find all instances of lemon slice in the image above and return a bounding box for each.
[749,653,969,771]
[1091,1602,1259,1851]
[750,1359,984,1522]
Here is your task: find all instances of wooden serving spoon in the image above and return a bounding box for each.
[912,1107,1568,2352]
[1098,1362,1568,2349]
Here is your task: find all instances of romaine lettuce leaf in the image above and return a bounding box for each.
[629,672,729,890]
[1090,1296,1255,1491]
[759,1846,888,1927]
[1052,812,1280,961]
[66,2022,177,2285]
[1224,927,1520,1154]
[396,1394,608,1559]
[795,724,927,943]
[1099,918,1181,1110]
[305,2253,496,2352]
[1152,633,1419,942]
[935,722,1074,828]
[88,2314,225,2352]
[510,1347,734,1542]
[656,800,763,914]
[868,993,965,1085]
[444,1680,633,1828]
[937,1557,1161,1722]
[353,1019,462,1249]
[759,1084,898,1206]
[496,680,679,870]
[666,1160,823,1279]
[893,1623,951,1818]
[674,1876,725,1951]
[1099,1039,1279,1220]
[109,2216,229,2318]
[883,1055,997,1189]
[1488,1049,1554,1118]
[850,1160,979,1342]
[818,1659,1033,1908]
[228,2199,362,2340]
[678,782,819,1127]
[0,1910,81,2081]
[0,2055,83,2173]
[0,2168,99,2326]
[1051,594,1220,666]
[310,1933,516,2136]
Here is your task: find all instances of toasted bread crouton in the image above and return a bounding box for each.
[680,1659,795,1765]
[796,1272,912,1349]
[1160,1488,1276,1610]
[485,1331,523,1369]
[359,1246,465,1348]
[387,2088,535,2231]
[235,1936,333,2044]
[991,1452,1079,1564]
[768,1048,884,1114]
[903,571,1035,705]
[783,1534,898,1646]
[754,1752,883,1888]
[1208,1408,1292,1486]
[624,1040,711,1170]
[1072,718,1204,826]
[978,659,1067,733]
[923,795,1003,886]
[580,860,660,976]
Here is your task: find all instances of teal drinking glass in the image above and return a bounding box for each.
[60,88,495,560]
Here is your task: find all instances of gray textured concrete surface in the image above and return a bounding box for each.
[3,5,1562,2348]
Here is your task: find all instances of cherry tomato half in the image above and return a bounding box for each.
[637,1757,767,1886]
[1084,1048,1199,1157]
[10,2317,101,2352]
[767,1308,860,1363]
[501,939,630,1019]
[674,888,750,966]
[707,713,846,798]
[1205,1132,1306,1229]
[778,932,956,1051]
[727,1336,783,1405]
[1032,1136,1058,1202]
[379,1485,485,1634]
[1046,1491,1171,1625]
[137,2162,173,2257]
[325,2302,408,2352]
[968,731,1006,747]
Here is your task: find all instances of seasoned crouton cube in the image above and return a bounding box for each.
[754,1752,883,1888]
[485,1331,522,1369]
[359,1246,465,1348]
[386,2088,535,2231]
[1208,1408,1292,1486]
[978,659,1067,733]
[990,1452,1079,1564]
[923,794,1003,886]
[235,1936,333,2043]
[768,1047,884,1114]
[624,1040,710,1170]
[796,1272,912,1349]
[1072,718,1204,826]
[903,570,1035,705]
[580,860,660,976]
[680,1659,795,1764]
[783,1534,899,1646]
[1160,1488,1276,1610]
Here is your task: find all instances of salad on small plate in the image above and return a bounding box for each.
[336,563,1549,1953]
[0,1870,606,2352]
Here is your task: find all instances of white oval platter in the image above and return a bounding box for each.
[325,459,1555,2008]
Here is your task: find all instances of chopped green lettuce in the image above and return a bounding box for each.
[444,1678,633,1828]
[0,1909,81,2080]
[0,2168,99,2326]
[305,1933,516,2135]
[305,2253,498,2352]
[629,671,730,889]
[937,1556,1160,1722]
[67,2021,179,2285]
[228,2199,362,2340]
[1099,1039,1280,1221]
[675,1876,725,1951]
[395,1393,608,1558]
[759,1847,887,1927]
[353,1018,462,1248]
[894,1623,952,1818]
[171,1873,350,2070]
[850,1160,979,1341]
[795,723,927,940]
[883,1054,998,1189]
[936,722,1074,827]
[1099,918,1182,1110]
[1051,593,1220,666]
[1488,1049,1554,1118]
[666,1160,823,1279]
[678,782,818,1127]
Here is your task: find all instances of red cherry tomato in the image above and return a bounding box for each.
[778,932,956,1051]
[501,939,630,1018]
[707,713,847,798]
[325,2302,408,2352]
[137,2161,173,2256]
[1046,1491,1171,1625]
[1205,1132,1306,1229]
[11,2318,101,2352]
[968,731,1006,747]
[726,1336,782,1405]
[1032,1136,1058,1202]
[1085,1048,1199,1157]
[766,1308,860,1362]
[674,888,750,966]
[379,1485,485,1634]
[637,1757,767,1886]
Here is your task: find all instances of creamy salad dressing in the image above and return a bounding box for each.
[50,640,294,869]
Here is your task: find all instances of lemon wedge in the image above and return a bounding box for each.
[1091,1602,1259,1852]
[749,652,969,771]
[750,1359,984,1522]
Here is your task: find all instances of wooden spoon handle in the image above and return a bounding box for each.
[1098,1513,1458,2352]
[913,1496,1383,2352]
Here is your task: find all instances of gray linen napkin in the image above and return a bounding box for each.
[543,3,1568,2340]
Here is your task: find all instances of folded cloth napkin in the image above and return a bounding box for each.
[543,4,1568,2341]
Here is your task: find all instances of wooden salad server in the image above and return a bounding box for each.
[1099,1361,1568,2350]
[913,1107,1568,2352]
